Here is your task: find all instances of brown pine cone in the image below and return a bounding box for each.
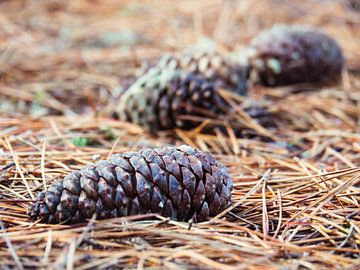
[244,25,345,87]
[155,50,248,96]
[346,0,360,11]
[115,68,232,133]
[29,145,233,224]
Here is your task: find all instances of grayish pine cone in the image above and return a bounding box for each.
[116,68,232,133]
[156,50,248,96]
[29,145,233,224]
[244,25,345,87]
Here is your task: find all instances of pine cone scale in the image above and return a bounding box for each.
[80,175,98,201]
[44,192,59,214]
[168,175,183,206]
[79,192,95,218]
[193,180,206,210]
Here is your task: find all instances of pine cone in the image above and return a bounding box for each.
[115,68,232,133]
[346,0,360,11]
[244,25,344,87]
[156,51,248,96]
[29,145,233,224]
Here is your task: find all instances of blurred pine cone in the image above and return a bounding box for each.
[244,25,345,87]
[155,51,248,96]
[115,68,232,133]
[29,145,233,224]
[346,0,360,11]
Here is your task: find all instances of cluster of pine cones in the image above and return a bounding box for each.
[116,50,250,134]
[115,24,344,134]
[29,25,345,225]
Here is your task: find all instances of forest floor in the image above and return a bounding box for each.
[0,0,359,269]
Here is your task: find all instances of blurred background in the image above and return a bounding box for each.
[0,0,359,117]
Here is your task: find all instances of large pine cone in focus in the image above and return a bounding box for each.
[29,145,233,224]
[244,25,345,87]
[115,68,232,133]
[156,50,248,96]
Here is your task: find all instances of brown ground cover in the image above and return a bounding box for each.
[0,0,359,269]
